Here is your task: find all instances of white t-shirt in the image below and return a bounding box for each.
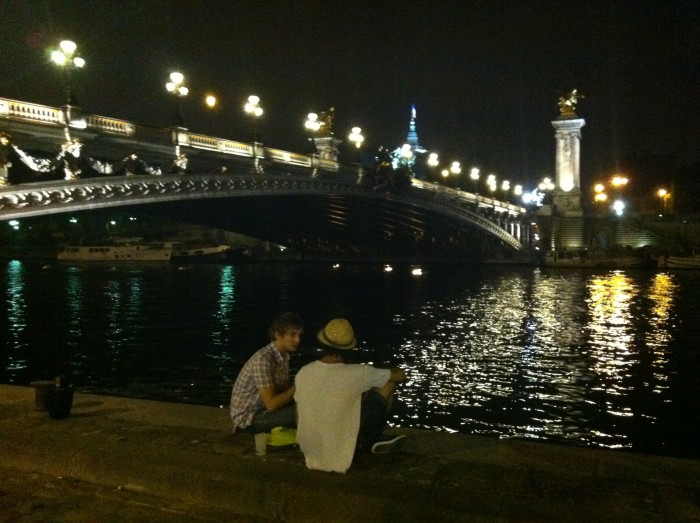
[295,361,390,473]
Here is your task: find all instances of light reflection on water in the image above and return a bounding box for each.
[0,261,697,458]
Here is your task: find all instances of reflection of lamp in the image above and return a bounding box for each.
[165,72,189,127]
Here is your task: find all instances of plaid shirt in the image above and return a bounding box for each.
[229,342,290,432]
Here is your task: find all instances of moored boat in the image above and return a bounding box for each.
[171,244,231,263]
[543,249,648,269]
[57,238,172,262]
[657,248,700,269]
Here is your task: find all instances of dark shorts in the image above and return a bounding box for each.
[356,390,389,452]
[248,404,296,433]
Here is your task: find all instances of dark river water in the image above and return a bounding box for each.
[1,259,698,459]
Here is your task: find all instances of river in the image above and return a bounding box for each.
[1,259,698,459]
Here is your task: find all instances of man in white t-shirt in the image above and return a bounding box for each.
[294,318,407,473]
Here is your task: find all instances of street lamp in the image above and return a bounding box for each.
[51,40,85,106]
[657,188,670,215]
[470,167,480,193]
[51,40,86,140]
[244,95,264,172]
[348,126,364,149]
[611,175,628,189]
[348,127,365,183]
[427,153,439,167]
[244,95,263,141]
[501,180,510,201]
[165,72,188,127]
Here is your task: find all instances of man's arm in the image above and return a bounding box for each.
[388,368,406,383]
[259,384,295,412]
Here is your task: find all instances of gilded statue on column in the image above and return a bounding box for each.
[558,89,584,117]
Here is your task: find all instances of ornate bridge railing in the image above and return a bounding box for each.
[0,96,528,250]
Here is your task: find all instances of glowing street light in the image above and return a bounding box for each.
[348,127,365,183]
[205,94,217,108]
[612,199,625,216]
[348,127,364,149]
[244,95,264,172]
[305,112,321,132]
[51,40,85,106]
[165,72,188,127]
[657,188,670,214]
[427,152,439,167]
[539,177,555,191]
[611,175,629,188]
[497,180,510,202]
[244,95,263,117]
[469,167,480,194]
[450,161,461,175]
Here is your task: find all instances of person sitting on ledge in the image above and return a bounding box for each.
[294,318,407,473]
[229,312,304,434]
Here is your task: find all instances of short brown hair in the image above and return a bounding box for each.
[268,313,304,341]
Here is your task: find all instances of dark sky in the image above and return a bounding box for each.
[1,0,698,188]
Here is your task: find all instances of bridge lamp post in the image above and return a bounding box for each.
[304,112,322,176]
[441,169,449,184]
[538,177,555,205]
[165,72,188,128]
[348,127,365,183]
[469,167,480,194]
[449,161,461,188]
[51,40,85,106]
[514,184,523,201]
[426,153,439,183]
[244,95,264,172]
[501,180,510,201]
[657,188,670,215]
[51,40,86,140]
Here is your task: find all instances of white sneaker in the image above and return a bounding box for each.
[371,434,406,454]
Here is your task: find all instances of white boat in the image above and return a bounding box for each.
[171,244,231,262]
[659,249,700,269]
[543,249,648,269]
[58,238,172,262]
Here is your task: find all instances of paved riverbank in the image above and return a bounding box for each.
[1,384,699,522]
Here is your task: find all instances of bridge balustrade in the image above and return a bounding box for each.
[0,96,529,252]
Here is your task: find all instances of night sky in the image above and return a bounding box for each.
[1,0,698,189]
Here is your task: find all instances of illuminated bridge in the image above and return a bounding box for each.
[0,98,530,260]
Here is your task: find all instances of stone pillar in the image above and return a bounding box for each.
[551,117,585,213]
[312,136,342,162]
[551,116,585,248]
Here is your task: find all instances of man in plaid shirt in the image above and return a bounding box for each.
[230,313,304,433]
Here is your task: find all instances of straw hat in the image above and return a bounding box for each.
[317,318,356,350]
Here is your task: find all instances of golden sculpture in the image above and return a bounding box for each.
[558,89,584,117]
[318,107,335,136]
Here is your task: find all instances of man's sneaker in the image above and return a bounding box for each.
[371,434,406,454]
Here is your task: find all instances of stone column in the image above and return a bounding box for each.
[312,136,342,163]
[551,117,585,213]
[551,116,585,248]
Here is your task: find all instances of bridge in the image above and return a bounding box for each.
[0,97,530,260]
